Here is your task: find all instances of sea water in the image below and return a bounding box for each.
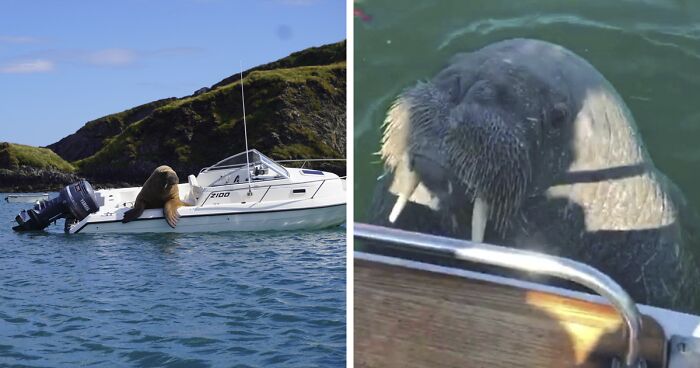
[0,197,345,367]
[354,0,700,222]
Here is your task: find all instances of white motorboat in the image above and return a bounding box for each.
[12,150,346,234]
[5,193,50,203]
[12,72,346,234]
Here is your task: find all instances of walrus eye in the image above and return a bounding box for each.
[468,80,496,103]
[550,102,569,128]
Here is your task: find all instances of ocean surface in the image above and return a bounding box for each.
[354,0,700,221]
[0,197,346,367]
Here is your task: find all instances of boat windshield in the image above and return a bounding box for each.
[201,149,289,179]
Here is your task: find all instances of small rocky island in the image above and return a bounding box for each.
[1,41,346,192]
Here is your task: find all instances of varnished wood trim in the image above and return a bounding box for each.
[355,258,666,368]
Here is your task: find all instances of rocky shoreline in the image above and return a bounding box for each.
[0,167,137,193]
[0,167,81,193]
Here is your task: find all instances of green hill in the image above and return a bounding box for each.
[0,142,79,191]
[47,98,176,162]
[0,142,75,172]
[44,40,346,184]
[210,41,346,89]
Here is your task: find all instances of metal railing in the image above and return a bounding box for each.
[275,158,346,169]
[354,223,644,368]
[201,158,346,173]
[199,161,256,173]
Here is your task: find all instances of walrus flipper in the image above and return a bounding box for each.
[164,199,181,228]
[122,203,145,223]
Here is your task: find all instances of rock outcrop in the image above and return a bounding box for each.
[46,98,176,162]
[0,142,79,191]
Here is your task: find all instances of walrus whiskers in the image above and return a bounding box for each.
[381,82,451,223]
[382,78,532,238]
[447,117,532,236]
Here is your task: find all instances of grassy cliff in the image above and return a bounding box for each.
[210,41,346,89]
[0,142,79,191]
[0,142,75,172]
[47,98,176,162]
[46,40,346,185]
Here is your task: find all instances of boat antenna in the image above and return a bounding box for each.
[240,62,252,196]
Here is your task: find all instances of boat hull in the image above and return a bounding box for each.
[71,203,345,234]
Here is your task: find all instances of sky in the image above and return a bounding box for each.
[0,0,346,146]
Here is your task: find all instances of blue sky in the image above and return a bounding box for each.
[0,0,346,146]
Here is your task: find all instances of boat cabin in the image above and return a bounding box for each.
[196,149,290,187]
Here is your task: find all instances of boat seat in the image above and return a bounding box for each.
[187,174,204,203]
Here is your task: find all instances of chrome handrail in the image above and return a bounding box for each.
[199,162,252,173]
[205,175,347,188]
[276,158,346,169]
[354,223,643,368]
[275,158,347,162]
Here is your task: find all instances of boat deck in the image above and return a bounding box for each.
[355,257,667,368]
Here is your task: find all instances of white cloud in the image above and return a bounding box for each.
[0,46,202,73]
[276,0,319,5]
[0,59,54,74]
[84,48,138,66]
[151,47,204,57]
[0,35,42,44]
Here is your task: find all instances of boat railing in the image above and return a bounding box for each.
[207,175,347,188]
[354,223,644,368]
[199,161,252,173]
[199,158,346,173]
[276,158,346,169]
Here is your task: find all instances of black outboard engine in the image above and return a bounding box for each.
[12,180,100,231]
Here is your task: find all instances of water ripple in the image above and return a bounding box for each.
[355,0,700,223]
[0,200,345,367]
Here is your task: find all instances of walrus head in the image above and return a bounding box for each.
[381,40,579,242]
[154,165,179,190]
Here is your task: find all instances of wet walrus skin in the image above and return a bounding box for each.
[370,38,700,313]
[122,165,188,228]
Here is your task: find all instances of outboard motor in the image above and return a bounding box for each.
[12,180,100,231]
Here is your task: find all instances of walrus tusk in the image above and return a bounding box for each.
[388,172,419,223]
[472,195,489,243]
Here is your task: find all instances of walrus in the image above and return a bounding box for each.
[370,38,700,313]
[122,165,188,228]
